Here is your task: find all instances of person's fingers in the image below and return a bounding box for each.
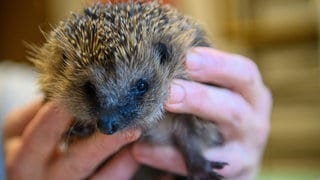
[132,143,256,179]
[185,47,266,108]
[165,79,253,138]
[132,143,187,175]
[91,147,140,180]
[203,143,257,179]
[4,98,43,139]
[4,137,21,169]
[6,101,73,177]
[49,130,141,179]
[20,101,72,160]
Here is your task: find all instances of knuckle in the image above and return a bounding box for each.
[245,58,259,73]
[236,55,258,71]
[229,106,245,127]
[235,55,260,86]
[244,62,259,85]
[227,94,249,126]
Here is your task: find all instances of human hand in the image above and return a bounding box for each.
[132,47,272,179]
[4,100,141,180]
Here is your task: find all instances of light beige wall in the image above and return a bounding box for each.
[178,1,227,49]
[178,0,253,54]
[45,0,88,23]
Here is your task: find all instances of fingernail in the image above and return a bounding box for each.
[121,129,141,142]
[186,50,203,71]
[168,81,185,104]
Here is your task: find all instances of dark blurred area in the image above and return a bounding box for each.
[0,0,45,62]
[1,0,319,179]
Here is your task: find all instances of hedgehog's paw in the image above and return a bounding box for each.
[187,159,227,180]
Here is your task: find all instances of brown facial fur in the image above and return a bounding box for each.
[29,2,226,179]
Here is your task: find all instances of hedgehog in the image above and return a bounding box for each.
[28,1,227,179]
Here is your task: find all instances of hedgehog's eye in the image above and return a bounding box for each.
[154,42,169,64]
[135,79,149,96]
[83,81,96,97]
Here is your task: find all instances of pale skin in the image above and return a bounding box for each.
[3,47,272,180]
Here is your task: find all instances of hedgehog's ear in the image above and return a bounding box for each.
[154,42,170,65]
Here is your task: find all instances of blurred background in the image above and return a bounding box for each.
[0,0,319,179]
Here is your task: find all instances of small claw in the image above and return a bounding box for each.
[190,171,224,180]
[211,171,224,180]
[210,161,228,169]
[188,161,227,180]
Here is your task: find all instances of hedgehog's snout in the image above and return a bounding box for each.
[97,113,121,135]
[96,89,143,135]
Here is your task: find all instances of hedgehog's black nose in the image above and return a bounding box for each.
[97,115,120,135]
